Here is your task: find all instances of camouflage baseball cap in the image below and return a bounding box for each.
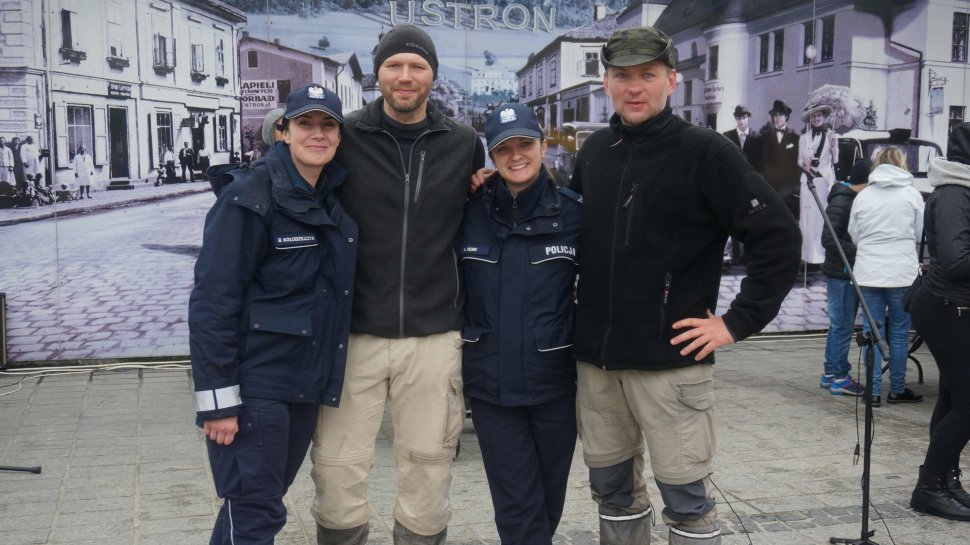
[601,27,677,68]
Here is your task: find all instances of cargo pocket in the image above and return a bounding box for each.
[676,378,716,467]
[443,376,465,450]
[207,403,288,500]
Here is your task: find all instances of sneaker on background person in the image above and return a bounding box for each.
[828,375,865,396]
[887,387,923,404]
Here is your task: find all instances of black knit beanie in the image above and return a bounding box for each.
[373,24,439,80]
[947,122,970,165]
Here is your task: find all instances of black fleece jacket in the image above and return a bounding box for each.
[821,182,859,280]
[335,98,484,338]
[569,108,800,370]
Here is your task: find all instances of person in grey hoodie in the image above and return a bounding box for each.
[908,122,970,521]
[848,146,924,406]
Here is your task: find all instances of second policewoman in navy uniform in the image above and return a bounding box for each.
[459,103,581,545]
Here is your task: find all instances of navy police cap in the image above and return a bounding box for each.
[484,103,542,152]
[284,84,344,124]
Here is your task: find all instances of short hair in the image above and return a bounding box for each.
[872,146,907,171]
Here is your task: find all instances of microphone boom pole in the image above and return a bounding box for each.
[800,166,884,545]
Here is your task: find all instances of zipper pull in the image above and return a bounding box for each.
[622,182,640,208]
[662,272,671,306]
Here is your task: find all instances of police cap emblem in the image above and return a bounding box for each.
[308,85,325,99]
[499,108,517,124]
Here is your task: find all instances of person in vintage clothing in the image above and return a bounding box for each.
[758,100,801,219]
[798,104,840,264]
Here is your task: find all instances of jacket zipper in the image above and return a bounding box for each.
[659,272,671,338]
[412,150,426,203]
[622,182,639,246]
[400,170,410,337]
[378,126,445,337]
[600,152,635,368]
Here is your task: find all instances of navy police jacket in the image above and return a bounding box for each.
[459,170,581,406]
[189,144,357,421]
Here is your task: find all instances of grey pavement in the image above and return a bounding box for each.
[2,337,968,544]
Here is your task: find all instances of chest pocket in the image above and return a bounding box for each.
[261,229,327,293]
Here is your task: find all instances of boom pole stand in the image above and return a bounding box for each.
[829,329,879,544]
[0,292,42,475]
[796,170,886,544]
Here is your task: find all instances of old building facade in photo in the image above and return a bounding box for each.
[238,33,363,157]
[0,0,246,189]
[661,0,968,151]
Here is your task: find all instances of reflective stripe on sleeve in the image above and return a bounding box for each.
[194,385,242,412]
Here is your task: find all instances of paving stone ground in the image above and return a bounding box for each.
[1,337,967,544]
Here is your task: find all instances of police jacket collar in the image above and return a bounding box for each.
[355,97,452,134]
[260,144,348,225]
[609,106,677,143]
[482,168,561,231]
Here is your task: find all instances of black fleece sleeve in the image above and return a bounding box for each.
[701,144,802,340]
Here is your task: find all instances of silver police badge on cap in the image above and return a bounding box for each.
[308,85,325,99]
[499,108,517,124]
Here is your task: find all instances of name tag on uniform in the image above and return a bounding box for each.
[274,232,318,249]
[460,245,490,256]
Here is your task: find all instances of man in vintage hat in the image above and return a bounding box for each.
[309,24,485,545]
[759,99,801,218]
[722,104,759,165]
[569,26,800,545]
[722,105,759,265]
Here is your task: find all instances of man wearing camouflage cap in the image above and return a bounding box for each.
[569,27,800,545]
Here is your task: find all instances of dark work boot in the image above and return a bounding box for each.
[910,466,970,521]
[392,520,446,545]
[316,523,368,545]
[944,467,970,508]
[599,505,652,545]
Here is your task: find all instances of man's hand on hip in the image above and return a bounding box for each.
[670,310,735,361]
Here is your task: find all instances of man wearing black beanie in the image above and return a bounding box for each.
[310,23,485,545]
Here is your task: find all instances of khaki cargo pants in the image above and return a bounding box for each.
[577,362,718,527]
[310,332,465,536]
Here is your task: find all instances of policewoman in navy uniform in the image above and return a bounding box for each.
[459,103,581,545]
[189,84,357,545]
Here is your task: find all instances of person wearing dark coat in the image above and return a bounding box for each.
[908,122,970,521]
[818,159,869,396]
[190,84,358,544]
[758,99,801,219]
[461,103,581,545]
[722,105,759,167]
[722,105,759,265]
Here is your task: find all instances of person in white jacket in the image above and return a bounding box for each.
[73,146,94,199]
[848,146,924,406]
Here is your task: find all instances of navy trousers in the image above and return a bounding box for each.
[470,395,577,545]
[206,397,319,545]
